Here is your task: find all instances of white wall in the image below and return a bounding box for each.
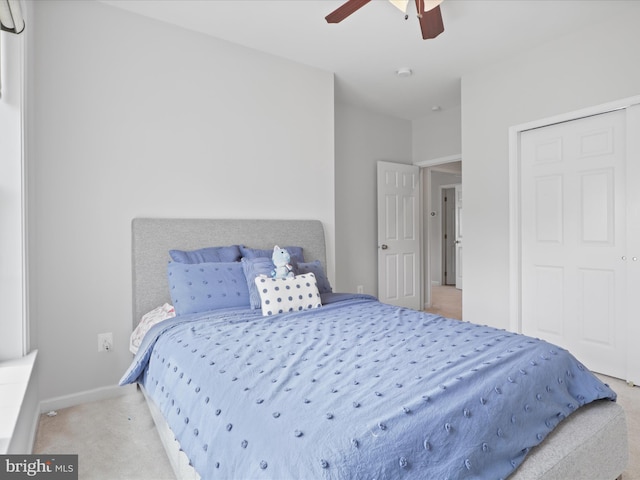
[413,106,462,307]
[413,105,461,162]
[462,7,640,330]
[28,0,335,402]
[334,102,411,296]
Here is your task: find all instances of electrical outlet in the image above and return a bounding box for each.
[98,332,113,353]
[357,285,364,294]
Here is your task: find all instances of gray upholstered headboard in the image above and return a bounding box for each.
[131,218,326,328]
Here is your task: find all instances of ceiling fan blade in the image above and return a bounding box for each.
[325,0,372,23]
[415,1,444,39]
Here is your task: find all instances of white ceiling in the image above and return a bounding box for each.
[101,0,640,120]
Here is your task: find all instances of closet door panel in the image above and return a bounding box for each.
[521,109,627,379]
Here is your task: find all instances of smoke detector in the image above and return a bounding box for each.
[395,68,413,78]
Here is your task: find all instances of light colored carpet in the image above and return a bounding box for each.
[33,378,639,479]
[33,389,174,480]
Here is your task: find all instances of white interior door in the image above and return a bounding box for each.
[454,184,463,289]
[377,161,421,310]
[520,109,627,379]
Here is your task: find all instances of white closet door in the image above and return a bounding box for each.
[520,109,627,379]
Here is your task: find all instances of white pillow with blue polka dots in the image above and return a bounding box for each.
[254,273,322,316]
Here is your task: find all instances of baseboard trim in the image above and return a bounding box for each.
[39,383,137,414]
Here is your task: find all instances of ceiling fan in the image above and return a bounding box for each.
[325,0,444,39]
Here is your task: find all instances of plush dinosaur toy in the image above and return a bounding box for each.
[271,245,295,279]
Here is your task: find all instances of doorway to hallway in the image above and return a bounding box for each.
[420,159,462,315]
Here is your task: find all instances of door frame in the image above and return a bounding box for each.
[508,94,640,335]
[416,154,462,309]
[441,186,456,286]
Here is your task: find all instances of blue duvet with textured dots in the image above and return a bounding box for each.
[120,294,616,480]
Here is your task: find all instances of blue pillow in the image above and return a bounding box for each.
[167,261,250,315]
[169,245,241,264]
[295,260,332,294]
[241,257,275,309]
[239,245,305,264]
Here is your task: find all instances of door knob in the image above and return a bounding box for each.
[381,244,388,250]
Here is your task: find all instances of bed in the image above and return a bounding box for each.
[120,218,629,480]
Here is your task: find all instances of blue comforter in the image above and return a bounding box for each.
[120,295,616,480]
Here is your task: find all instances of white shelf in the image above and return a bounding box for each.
[0,350,37,454]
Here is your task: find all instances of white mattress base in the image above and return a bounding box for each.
[511,400,628,479]
[140,385,201,480]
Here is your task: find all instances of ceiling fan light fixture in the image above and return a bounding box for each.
[389,0,441,14]
[389,0,409,13]
[325,0,444,40]
[422,0,444,13]
[396,68,413,78]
